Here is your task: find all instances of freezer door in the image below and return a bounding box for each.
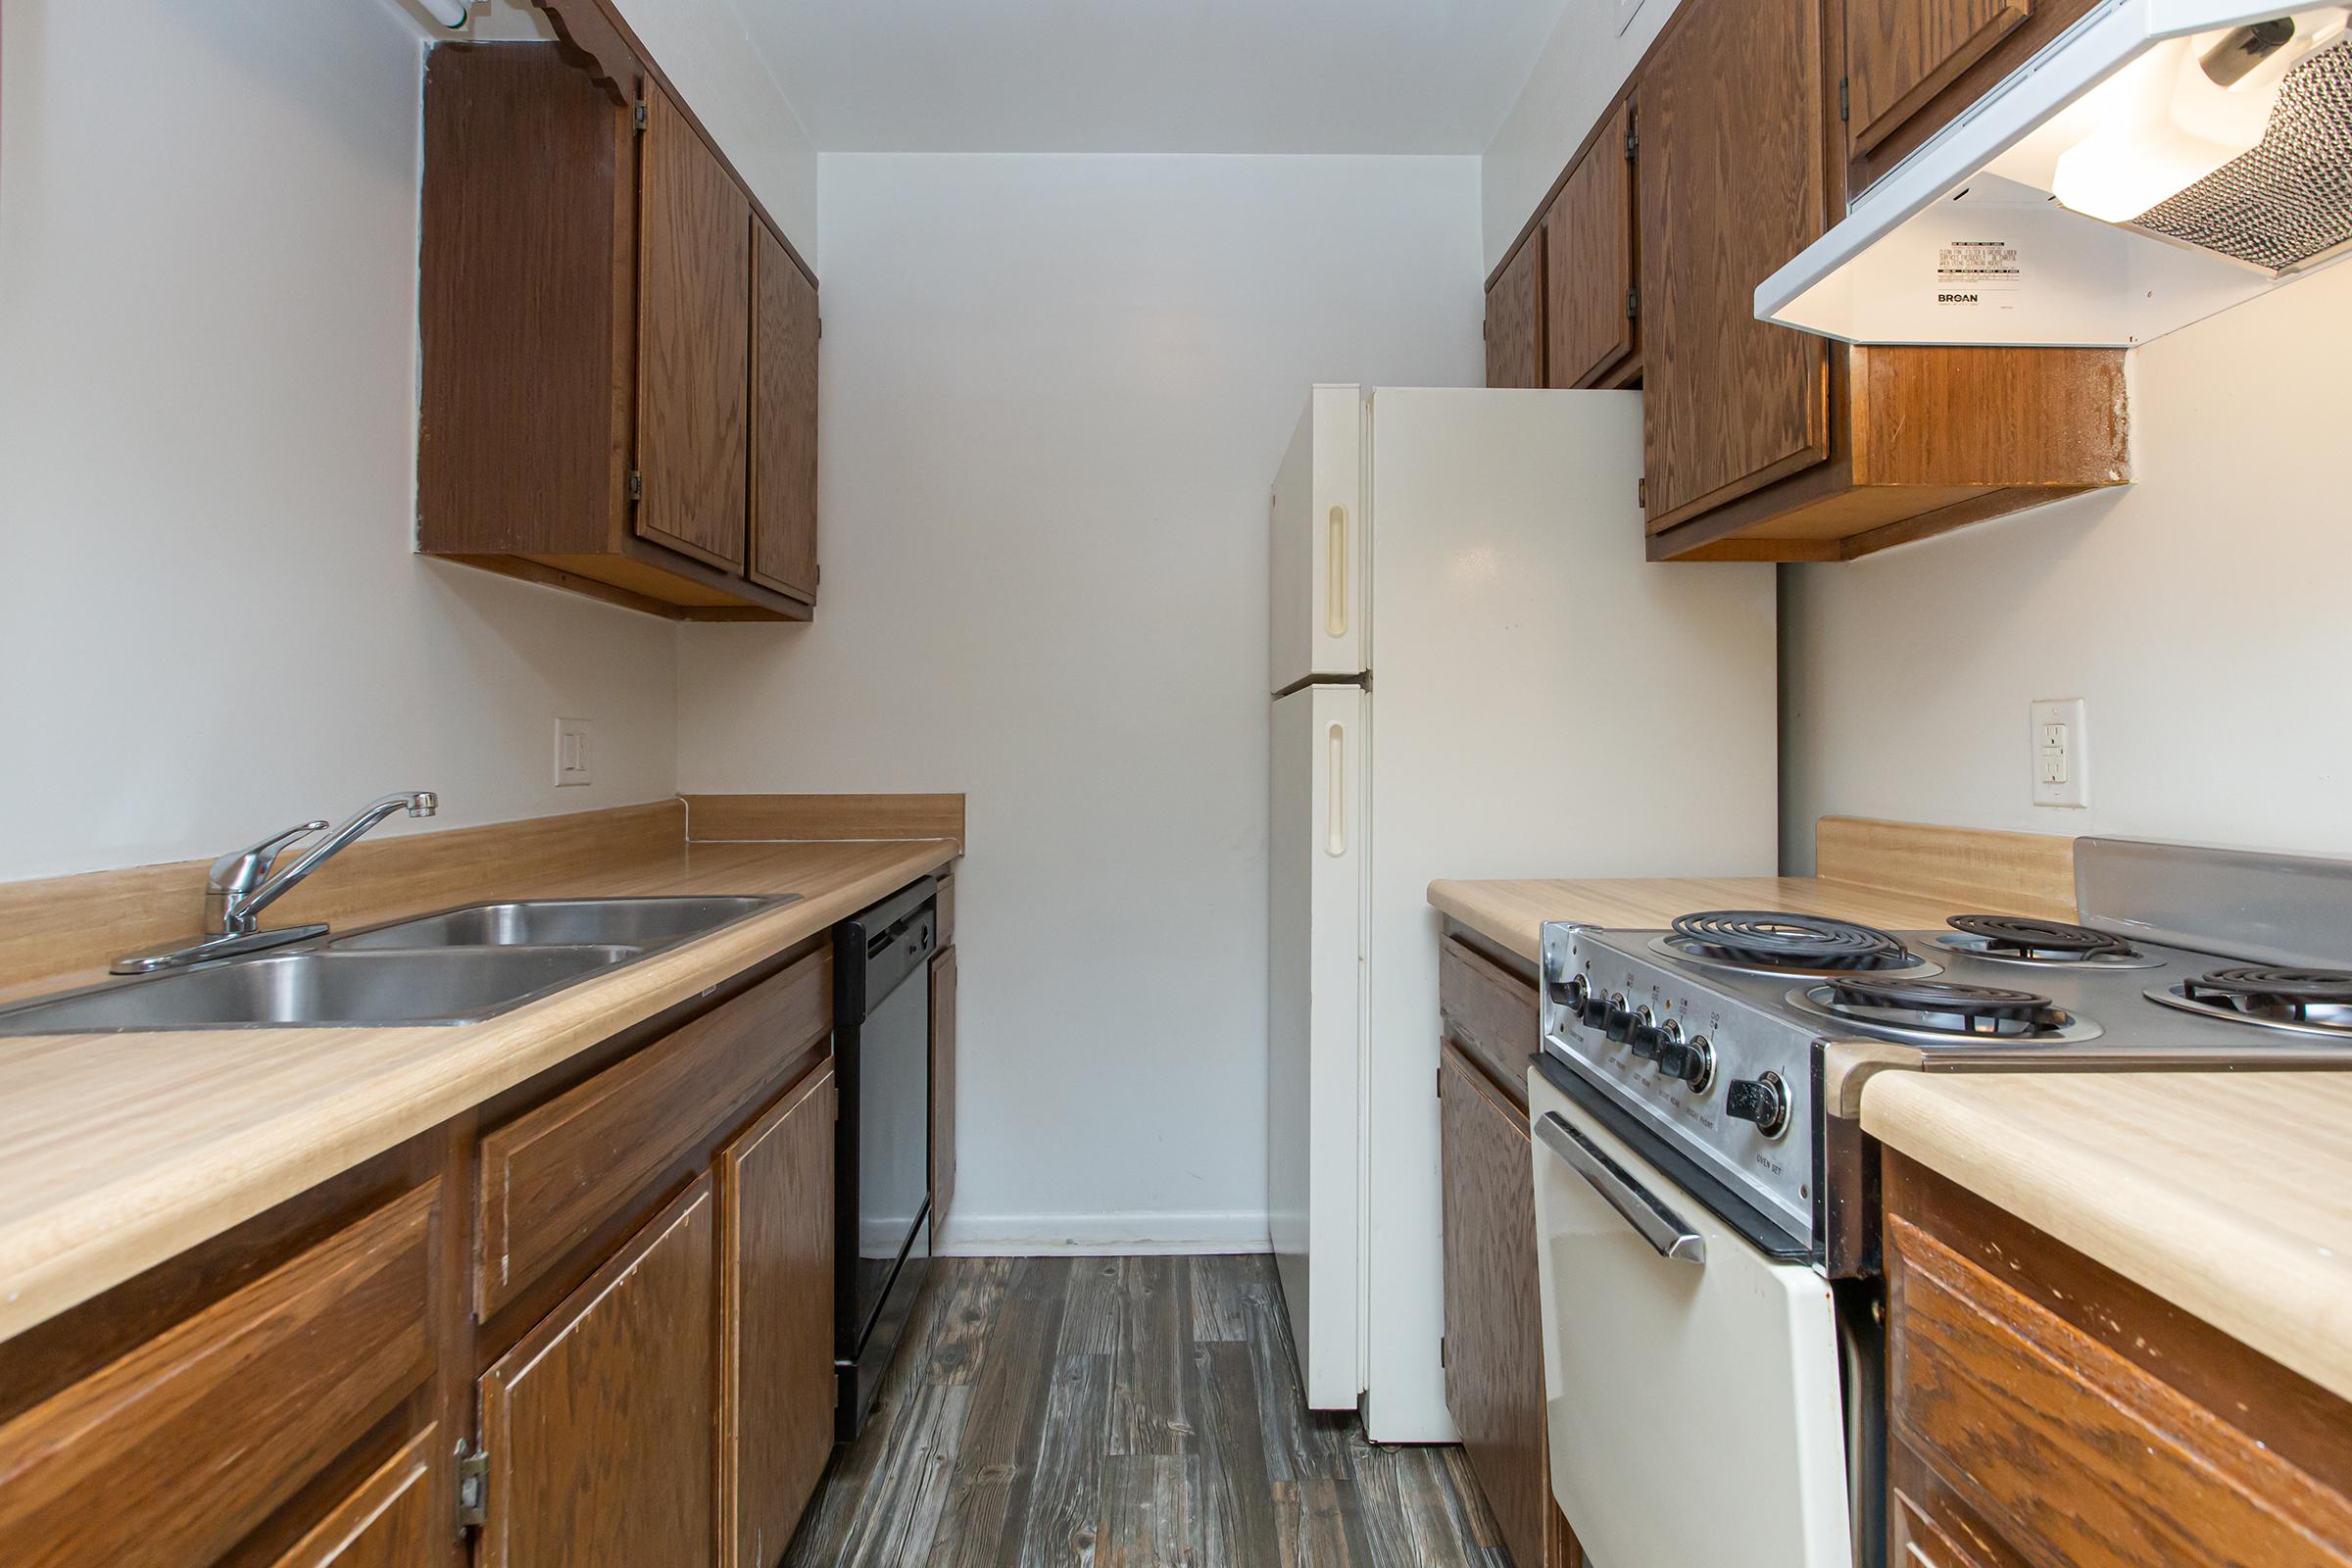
[1268,385,1366,693]
[1267,682,1365,1408]
[1529,1067,1852,1568]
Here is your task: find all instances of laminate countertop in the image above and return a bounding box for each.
[0,837,956,1344]
[1426,874,1966,962]
[1862,1071,2352,1405]
[1428,872,2352,1405]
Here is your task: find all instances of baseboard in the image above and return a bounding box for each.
[934,1209,1272,1257]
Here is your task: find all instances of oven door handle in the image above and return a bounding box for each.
[1537,1111,1707,1265]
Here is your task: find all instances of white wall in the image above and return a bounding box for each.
[1781,259,2352,873]
[1482,0,1684,271]
[677,154,1485,1249]
[0,0,679,882]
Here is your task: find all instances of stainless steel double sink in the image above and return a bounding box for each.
[0,896,801,1035]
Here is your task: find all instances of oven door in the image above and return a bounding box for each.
[1529,1065,1851,1568]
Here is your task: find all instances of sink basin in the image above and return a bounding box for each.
[331,896,797,953]
[0,947,639,1035]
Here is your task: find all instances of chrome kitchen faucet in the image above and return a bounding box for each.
[112,791,438,974]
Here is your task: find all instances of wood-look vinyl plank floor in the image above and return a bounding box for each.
[783,1254,1510,1568]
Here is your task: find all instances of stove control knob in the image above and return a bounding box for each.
[1654,1026,1715,1093]
[1727,1072,1790,1138]
[1577,990,1612,1030]
[1628,1006,1665,1057]
[1602,996,1635,1043]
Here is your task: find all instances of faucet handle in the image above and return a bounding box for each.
[208,820,329,896]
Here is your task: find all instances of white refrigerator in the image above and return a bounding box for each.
[1266,385,1779,1442]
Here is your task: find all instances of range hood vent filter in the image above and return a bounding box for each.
[2135,36,2352,270]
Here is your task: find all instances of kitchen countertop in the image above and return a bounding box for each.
[1427,874,1965,962]
[1863,1071,2352,1405]
[0,837,955,1344]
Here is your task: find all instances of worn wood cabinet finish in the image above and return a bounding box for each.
[636,80,751,572]
[1544,98,1640,391]
[1843,0,2030,156]
[1639,0,1831,527]
[479,1179,718,1568]
[262,1425,440,1568]
[1885,1152,2352,1568]
[416,44,813,622]
[1438,1044,1579,1568]
[475,945,832,1317]
[717,1066,836,1568]
[930,944,958,1226]
[0,1183,439,1568]
[751,221,821,604]
[1486,230,1546,389]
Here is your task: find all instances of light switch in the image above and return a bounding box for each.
[555,716,593,788]
[2030,699,2086,808]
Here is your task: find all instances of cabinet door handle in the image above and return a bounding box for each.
[1537,1111,1706,1264]
[1325,722,1347,858]
[1325,505,1348,639]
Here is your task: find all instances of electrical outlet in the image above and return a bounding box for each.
[2030,699,2086,808]
[555,716,593,788]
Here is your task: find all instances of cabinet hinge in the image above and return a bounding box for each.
[627,468,644,503]
[1436,1064,1444,1099]
[1627,285,1640,320]
[1638,475,1647,510]
[1625,116,1639,160]
[633,100,650,132]
[1440,1335,1448,1368]
[455,1439,490,1531]
[1838,76,1849,123]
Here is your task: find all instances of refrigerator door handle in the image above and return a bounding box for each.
[1326,721,1347,857]
[1326,506,1348,639]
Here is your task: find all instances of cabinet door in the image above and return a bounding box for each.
[478,1178,716,1568]
[1544,99,1638,390]
[717,1066,836,1568]
[636,82,751,571]
[264,1426,439,1568]
[1639,0,1830,529]
[1845,0,2032,157]
[749,221,819,603]
[930,946,957,1225]
[1439,1045,1570,1568]
[1485,233,1544,389]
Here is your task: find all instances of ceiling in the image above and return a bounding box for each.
[727,0,1576,154]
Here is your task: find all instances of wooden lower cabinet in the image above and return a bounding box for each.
[718,1066,838,1568]
[1884,1152,2352,1567]
[478,1179,719,1568]
[930,944,958,1225]
[264,1426,441,1568]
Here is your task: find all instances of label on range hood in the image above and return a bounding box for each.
[1936,238,2023,307]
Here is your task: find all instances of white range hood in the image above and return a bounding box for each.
[1759,1,2352,347]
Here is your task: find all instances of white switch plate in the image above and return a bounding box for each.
[2030,698,2086,808]
[555,716,593,788]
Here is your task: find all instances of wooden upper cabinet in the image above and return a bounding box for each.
[416,44,815,622]
[1640,0,1831,528]
[1544,98,1639,391]
[717,1065,836,1568]
[750,220,820,603]
[478,1178,717,1568]
[1485,231,1545,389]
[636,81,752,573]
[1845,0,2031,157]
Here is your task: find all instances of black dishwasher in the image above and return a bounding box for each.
[833,876,936,1438]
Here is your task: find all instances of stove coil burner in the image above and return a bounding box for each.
[1945,914,2137,961]
[1823,977,2059,1035]
[2180,966,2352,1029]
[1670,911,1913,972]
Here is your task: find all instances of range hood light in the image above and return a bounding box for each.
[2050,25,2297,222]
